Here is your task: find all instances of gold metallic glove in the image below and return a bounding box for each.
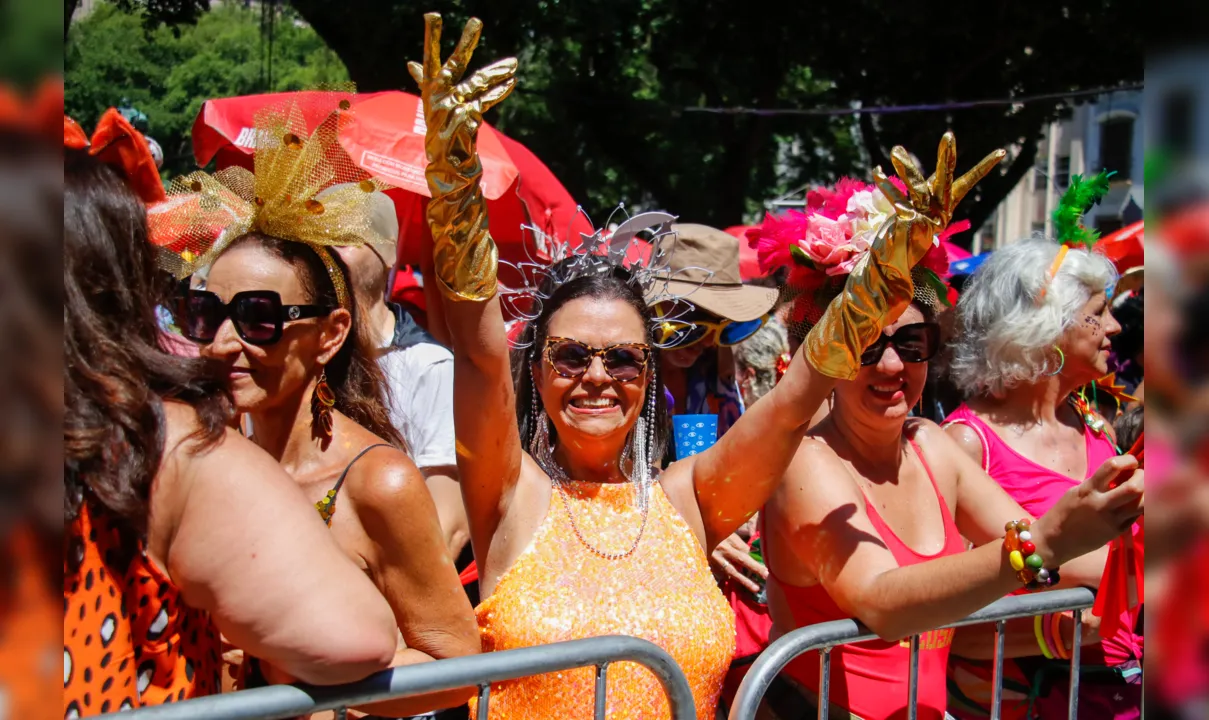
[409,13,518,301]
[806,132,1005,379]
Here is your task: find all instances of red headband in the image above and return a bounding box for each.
[64,108,165,205]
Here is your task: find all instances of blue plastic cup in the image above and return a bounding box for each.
[672,414,719,460]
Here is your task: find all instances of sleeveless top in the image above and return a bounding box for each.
[943,405,1141,720]
[64,501,222,717]
[767,438,967,720]
[472,480,735,719]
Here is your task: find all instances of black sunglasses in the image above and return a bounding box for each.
[544,337,651,382]
[860,322,941,366]
[178,290,333,346]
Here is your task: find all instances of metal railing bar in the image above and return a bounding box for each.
[1068,609,1082,718]
[476,684,490,720]
[593,663,608,720]
[113,635,696,720]
[907,635,920,720]
[818,647,831,720]
[990,620,1005,720]
[729,588,1095,720]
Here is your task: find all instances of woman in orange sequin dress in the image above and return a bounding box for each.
[408,14,938,718]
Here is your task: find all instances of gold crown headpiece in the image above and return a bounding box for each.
[148,89,394,308]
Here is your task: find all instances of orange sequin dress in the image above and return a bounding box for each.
[473,480,735,719]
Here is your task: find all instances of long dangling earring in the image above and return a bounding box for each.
[1045,346,1066,377]
[312,368,336,440]
[530,365,554,471]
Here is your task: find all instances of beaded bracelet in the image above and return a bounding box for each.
[1003,519,1060,590]
[1033,614,1055,659]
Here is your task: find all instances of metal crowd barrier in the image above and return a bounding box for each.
[109,635,696,720]
[729,587,1097,720]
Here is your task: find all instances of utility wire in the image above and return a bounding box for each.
[681,83,1144,117]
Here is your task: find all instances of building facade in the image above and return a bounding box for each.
[980,89,1144,252]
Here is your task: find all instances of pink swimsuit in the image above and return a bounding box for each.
[944,405,1142,719]
[766,437,968,720]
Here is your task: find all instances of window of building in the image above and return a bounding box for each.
[1055,156,1070,188]
[1099,117,1134,180]
[1161,90,1195,155]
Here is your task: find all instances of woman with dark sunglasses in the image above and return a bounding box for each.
[752,177,1144,718]
[65,120,399,716]
[410,17,1038,719]
[152,96,480,718]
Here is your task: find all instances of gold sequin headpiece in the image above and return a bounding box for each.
[148,90,394,308]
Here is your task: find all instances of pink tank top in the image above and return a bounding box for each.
[767,437,967,720]
[943,404,1142,667]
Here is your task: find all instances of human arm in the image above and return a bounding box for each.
[346,456,481,716]
[682,135,1006,551]
[409,13,522,557]
[769,430,1142,642]
[156,411,397,685]
[404,354,471,559]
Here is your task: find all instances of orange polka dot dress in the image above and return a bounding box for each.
[64,501,221,717]
[472,481,735,719]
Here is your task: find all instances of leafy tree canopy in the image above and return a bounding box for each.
[67,0,1143,238]
[65,1,348,178]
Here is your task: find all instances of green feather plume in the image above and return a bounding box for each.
[1052,170,1115,248]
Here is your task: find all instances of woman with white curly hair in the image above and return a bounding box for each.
[944,237,1143,719]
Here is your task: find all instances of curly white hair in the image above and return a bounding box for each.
[950,237,1117,397]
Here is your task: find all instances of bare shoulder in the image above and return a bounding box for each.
[344,444,428,510]
[782,434,848,490]
[943,421,986,464]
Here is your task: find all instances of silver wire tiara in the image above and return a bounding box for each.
[499,205,715,350]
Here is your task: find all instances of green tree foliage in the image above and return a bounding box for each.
[68,0,1143,237]
[286,0,1142,233]
[65,1,348,178]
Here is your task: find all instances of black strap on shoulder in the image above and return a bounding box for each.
[330,443,393,498]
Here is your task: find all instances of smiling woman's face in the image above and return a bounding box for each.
[833,304,929,425]
[198,239,349,414]
[534,297,651,452]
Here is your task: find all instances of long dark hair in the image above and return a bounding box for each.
[65,150,231,530]
[229,234,404,449]
[512,266,669,462]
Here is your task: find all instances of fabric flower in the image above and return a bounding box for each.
[799,215,864,275]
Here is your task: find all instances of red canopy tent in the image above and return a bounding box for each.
[1094,220,1144,273]
[191,90,593,280]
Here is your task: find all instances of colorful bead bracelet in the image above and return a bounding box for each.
[1003,519,1060,590]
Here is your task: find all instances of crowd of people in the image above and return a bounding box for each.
[62,13,1146,720]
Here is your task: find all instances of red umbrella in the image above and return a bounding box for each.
[723,225,764,280]
[1094,220,1144,273]
[192,90,591,269]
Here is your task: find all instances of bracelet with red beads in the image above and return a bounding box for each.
[1003,519,1060,590]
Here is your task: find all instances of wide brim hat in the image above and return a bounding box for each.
[644,223,778,322]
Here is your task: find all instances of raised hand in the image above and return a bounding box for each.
[872,133,1006,269]
[805,133,1004,380]
[408,13,518,302]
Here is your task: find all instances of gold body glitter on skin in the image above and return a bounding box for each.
[472,481,735,719]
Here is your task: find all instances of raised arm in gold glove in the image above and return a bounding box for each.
[409,13,518,301]
[806,132,1006,379]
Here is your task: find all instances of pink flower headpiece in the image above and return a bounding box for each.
[746,177,967,335]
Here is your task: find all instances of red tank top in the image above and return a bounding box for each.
[767,438,967,720]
